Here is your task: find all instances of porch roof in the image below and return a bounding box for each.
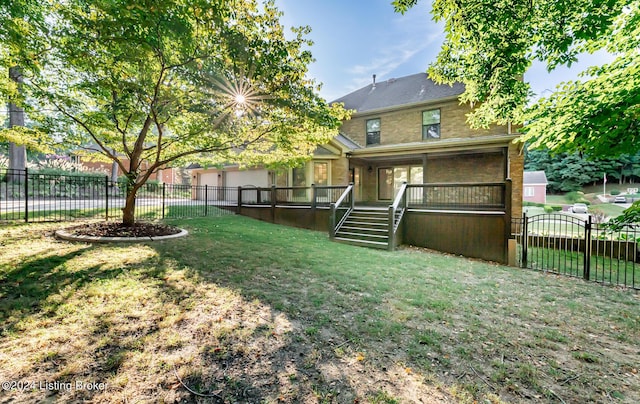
[347,134,520,160]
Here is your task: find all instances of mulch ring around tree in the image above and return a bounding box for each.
[55,221,187,242]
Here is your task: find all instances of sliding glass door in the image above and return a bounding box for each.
[378,166,423,200]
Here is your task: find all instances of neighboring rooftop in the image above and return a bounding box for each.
[331,72,465,113]
[523,170,548,185]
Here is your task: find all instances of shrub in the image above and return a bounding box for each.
[565,191,585,203]
[590,209,607,223]
[523,201,545,207]
[610,190,621,196]
[543,205,554,213]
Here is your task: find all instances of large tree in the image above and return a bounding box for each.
[0,0,49,178]
[392,0,638,156]
[394,0,640,222]
[0,0,346,226]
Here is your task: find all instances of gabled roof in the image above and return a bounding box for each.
[523,171,548,185]
[331,73,465,114]
[334,133,362,150]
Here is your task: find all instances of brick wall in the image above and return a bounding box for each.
[509,142,524,219]
[340,100,506,146]
[330,157,350,185]
[425,153,504,183]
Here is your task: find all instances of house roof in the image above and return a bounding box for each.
[334,133,362,149]
[331,73,465,114]
[523,170,548,185]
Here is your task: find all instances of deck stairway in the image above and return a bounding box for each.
[334,207,391,249]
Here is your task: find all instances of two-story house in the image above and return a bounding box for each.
[332,73,522,215]
[195,72,523,263]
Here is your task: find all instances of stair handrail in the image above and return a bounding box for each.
[329,182,354,239]
[388,182,408,251]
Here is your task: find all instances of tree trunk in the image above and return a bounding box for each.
[122,186,137,226]
[8,67,26,183]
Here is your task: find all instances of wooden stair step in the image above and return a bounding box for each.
[334,237,388,249]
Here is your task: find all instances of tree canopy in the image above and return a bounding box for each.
[525,149,640,193]
[0,0,347,225]
[393,0,638,157]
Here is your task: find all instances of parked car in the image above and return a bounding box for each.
[614,196,627,203]
[569,203,589,214]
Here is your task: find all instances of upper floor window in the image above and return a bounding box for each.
[366,118,381,146]
[422,109,441,140]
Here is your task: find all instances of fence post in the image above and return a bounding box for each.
[271,185,276,223]
[504,179,512,264]
[311,183,317,212]
[204,184,208,217]
[522,212,528,267]
[236,186,242,214]
[162,183,166,219]
[329,203,336,239]
[584,215,592,281]
[24,168,29,223]
[105,175,109,221]
[349,182,355,209]
[388,204,395,251]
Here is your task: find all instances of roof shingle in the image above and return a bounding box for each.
[523,171,548,185]
[331,73,465,113]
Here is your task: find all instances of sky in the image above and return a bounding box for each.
[274,0,612,102]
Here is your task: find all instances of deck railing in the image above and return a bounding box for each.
[237,185,349,206]
[406,182,506,210]
[329,183,354,239]
[388,182,408,250]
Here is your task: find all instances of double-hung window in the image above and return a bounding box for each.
[366,118,381,146]
[422,109,441,140]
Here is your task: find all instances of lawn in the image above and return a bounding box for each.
[1,216,639,403]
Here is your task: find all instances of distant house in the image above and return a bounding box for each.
[523,171,548,204]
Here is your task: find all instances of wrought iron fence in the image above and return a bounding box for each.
[0,168,236,222]
[1,169,350,223]
[512,213,639,290]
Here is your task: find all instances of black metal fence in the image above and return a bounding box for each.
[0,168,236,222]
[512,213,639,290]
[0,169,349,223]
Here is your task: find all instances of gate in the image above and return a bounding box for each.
[513,213,639,289]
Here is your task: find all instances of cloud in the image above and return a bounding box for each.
[342,30,443,91]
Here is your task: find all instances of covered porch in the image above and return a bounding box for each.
[347,135,515,205]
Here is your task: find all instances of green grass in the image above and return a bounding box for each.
[545,194,568,205]
[583,182,640,196]
[589,202,627,218]
[524,245,639,287]
[1,216,639,403]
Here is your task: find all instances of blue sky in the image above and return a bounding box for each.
[274,0,611,102]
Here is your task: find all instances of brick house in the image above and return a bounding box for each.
[332,73,523,217]
[523,171,548,204]
[228,72,523,214]
[229,72,523,263]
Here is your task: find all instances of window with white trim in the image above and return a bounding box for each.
[524,186,535,197]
